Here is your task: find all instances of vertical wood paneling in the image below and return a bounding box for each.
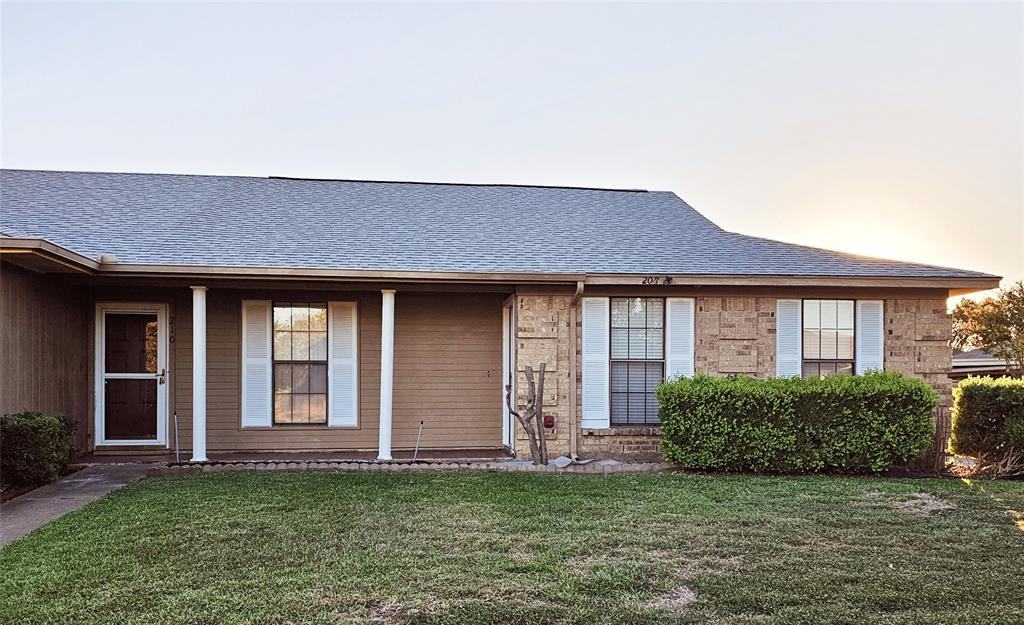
[0,262,90,450]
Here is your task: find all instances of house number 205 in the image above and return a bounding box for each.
[642,276,672,285]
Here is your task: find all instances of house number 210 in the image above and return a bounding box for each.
[642,276,672,285]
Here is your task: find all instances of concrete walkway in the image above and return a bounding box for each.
[1,464,152,547]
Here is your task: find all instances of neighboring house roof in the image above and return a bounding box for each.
[952,349,1015,377]
[0,168,1001,280]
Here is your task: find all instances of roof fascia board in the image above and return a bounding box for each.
[0,237,98,272]
[584,273,1000,292]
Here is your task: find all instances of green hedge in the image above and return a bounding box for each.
[657,372,937,473]
[950,377,1024,457]
[1,411,76,487]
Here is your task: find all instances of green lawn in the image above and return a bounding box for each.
[1,472,1022,625]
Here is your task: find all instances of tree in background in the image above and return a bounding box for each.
[952,281,1024,377]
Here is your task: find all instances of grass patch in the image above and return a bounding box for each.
[1,472,1022,624]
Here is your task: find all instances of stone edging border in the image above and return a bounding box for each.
[147,460,675,477]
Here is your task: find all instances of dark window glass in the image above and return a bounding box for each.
[610,297,664,425]
[802,300,855,378]
[273,303,328,424]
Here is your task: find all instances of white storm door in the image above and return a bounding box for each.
[95,303,169,446]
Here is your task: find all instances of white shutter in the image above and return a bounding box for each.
[665,297,695,379]
[776,299,802,378]
[856,300,885,374]
[241,300,273,427]
[328,301,359,427]
[581,297,610,429]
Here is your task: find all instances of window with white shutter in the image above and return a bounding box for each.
[581,297,610,429]
[776,299,802,378]
[327,301,359,427]
[665,298,695,380]
[241,300,273,427]
[855,300,884,374]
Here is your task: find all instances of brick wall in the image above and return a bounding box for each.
[514,292,953,464]
[514,294,572,458]
[883,298,953,470]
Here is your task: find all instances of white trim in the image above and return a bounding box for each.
[93,302,170,447]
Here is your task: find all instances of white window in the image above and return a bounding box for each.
[802,299,855,377]
[610,297,664,425]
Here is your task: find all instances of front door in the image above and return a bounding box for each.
[95,303,169,446]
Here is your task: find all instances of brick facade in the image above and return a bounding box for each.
[514,292,954,465]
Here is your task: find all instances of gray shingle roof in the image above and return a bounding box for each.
[0,169,995,279]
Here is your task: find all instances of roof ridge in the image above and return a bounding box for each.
[0,168,648,193]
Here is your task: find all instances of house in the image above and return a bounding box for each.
[950,348,1016,380]
[0,169,1001,463]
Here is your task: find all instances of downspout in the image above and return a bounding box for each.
[569,280,584,460]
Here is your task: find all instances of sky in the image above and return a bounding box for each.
[2,2,1021,296]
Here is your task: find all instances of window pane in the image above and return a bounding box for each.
[802,362,820,378]
[274,364,292,393]
[837,301,854,329]
[628,298,646,326]
[611,329,629,359]
[275,394,292,423]
[804,300,820,330]
[309,395,327,422]
[835,362,854,376]
[611,299,630,327]
[627,362,647,392]
[646,362,663,392]
[309,331,327,361]
[292,364,310,394]
[646,328,663,359]
[819,362,837,375]
[631,396,643,425]
[309,306,327,331]
[611,362,629,392]
[292,394,310,423]
[309,364,327,394]
[837,329,854,360]
[292,306,310,331]
[292,332,310,360]
[820,300,838,329]
[803,329,821,359]
[611,392,628,425]
[273,306,292,331]
[820,330,838,359]
[628,329,647,359]
[274,331,292,360]
[646,299,664,328]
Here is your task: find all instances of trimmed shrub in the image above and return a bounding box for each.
[950,377,1024,457]
[657,372,937,473]
[1,411,76,487]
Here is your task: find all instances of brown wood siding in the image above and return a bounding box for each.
[147,288,504,452]
[0,262,90,449]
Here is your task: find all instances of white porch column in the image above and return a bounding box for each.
[377,289,395,461]
[190,286,209,462]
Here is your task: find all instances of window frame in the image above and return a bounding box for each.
[271,301,329,426]
[609,296,666,426]
[800,298,856,378]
